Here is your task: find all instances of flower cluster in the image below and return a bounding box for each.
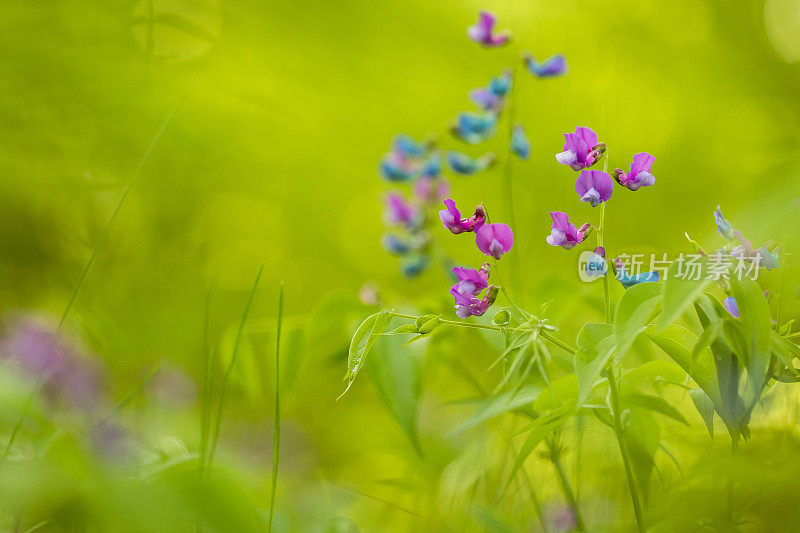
[439,199,514,316]
[547,125,658,288]
[378,135,451,277]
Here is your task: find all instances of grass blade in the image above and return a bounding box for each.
[207,264,264,469]
[268,282,285,532]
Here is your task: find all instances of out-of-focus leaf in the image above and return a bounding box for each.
[626,409,660,502]
[369,329,423,453]
[621,392,689,426]
[339,310,391,400]
[645,325,722,407]
[731,276,773,406]
[449,385,542,435]
[657,261,711,331]
[574,323,615,404]
[616,282,663,357]
[620,360,688,392]
[689,388,715,438]
[507,404,574,485]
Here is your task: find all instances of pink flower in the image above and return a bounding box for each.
[476,223,514,259]
[467,11,511,47]
[439,199,486,234]
[555,127,604,171]
[546,212,589,250]
[614,152,655,191]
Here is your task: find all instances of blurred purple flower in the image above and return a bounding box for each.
[439,199,486,234]
[575,169,613,207]
[451,285,499,318]
[476,223,514,259]
[414,177,449,204]
[452,111,497,144]
[523,53,568,78]
[379,135,428,181]
[511,124,531,160]
[467,11,511,47]
[614,152,655,191]
[447,151,495,175]
[384,193,417,227]
[0,314,101,408]
[555,127,604,171]
[730,231,780,270]
[715,206,736,240]
[546,211,589,249]
[451,262,491,296]
[723,296,740,318]
[614,259,660,288]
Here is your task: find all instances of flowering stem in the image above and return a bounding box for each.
[607,366,647,532]
[492,261,530,319]
[502,60,522,296]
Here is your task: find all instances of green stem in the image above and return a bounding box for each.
[548,437,586,531]
[502,60,522,296]
[607,368,647,532]
[726,433,739,523]
[492,261,530,319]
[540,330,577,355]
[268,283,285,532]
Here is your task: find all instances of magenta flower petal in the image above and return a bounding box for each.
[614,152,655,191]
[575,170,613,207]
[546,211,587,250]
[467,11,511,47]
[476,223,514,259]
[555,127,602,171]
[439,199,486,234]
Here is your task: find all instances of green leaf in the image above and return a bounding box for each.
[689,388,715,437]
[645,325,721,407]
[417,315,441,334]
[657,261,712,330]
[507,404,574,485]
[339,311,392,400]
[574,323,615,404]
[730,276,773,406]
[390,323,419,334]
[415,314,439,330]
[621,392,689,426]
[369,328,424,453]
[449,386,542,435]
[615,282,663,357]
[620,360,688,392]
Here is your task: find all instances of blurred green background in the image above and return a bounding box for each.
[1,0,800,531]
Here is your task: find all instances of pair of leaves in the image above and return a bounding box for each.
[338,311,392,400]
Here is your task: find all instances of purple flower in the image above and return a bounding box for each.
[730,231,780,270]
[614,259,660,288]
[723,296,740,318]
[511,124,531,160]
[470,88,501,112]
[546,211,589,250]
[0,314,102,408]
[439,199,486,234]
[476,223,514,259]
[413,177,449,204]
[575,170,613,207]
[523,53,568,78]
[451,285,499,318]
[555,127,604,171]
[384,193,417,227]
[452,111,497,144]
[613,152,656,191]
[447,151,495,175]
[714,206,736,240]
[451,263,491,296]
[467,11,511,47]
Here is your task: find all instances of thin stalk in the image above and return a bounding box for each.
[207,264,264,468]
[492,261,530,319]
[199,290,213,477]
[607,368,647,532]
[268,283,285,532]
[548,438,586,532]
[502,60,522,295]
[726,433,739,523]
